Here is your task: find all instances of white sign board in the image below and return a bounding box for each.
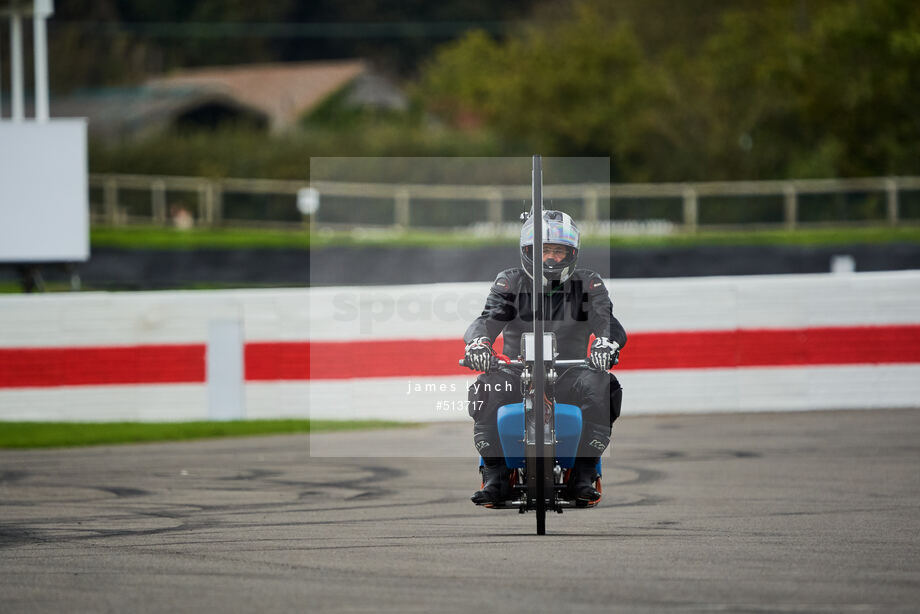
[297,187,320,215]
[0,120,89,262]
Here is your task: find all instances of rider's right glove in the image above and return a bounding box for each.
[464,336,495,372]
[589,337,620,371]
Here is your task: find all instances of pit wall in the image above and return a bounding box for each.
[1,271,919,422]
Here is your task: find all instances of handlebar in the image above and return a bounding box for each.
[458,358,589,370]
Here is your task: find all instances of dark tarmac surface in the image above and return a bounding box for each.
[2,409,919,613]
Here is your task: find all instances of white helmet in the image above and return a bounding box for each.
[520,209,580,284]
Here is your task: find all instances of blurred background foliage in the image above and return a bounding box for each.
[45,0,537,88]
[418,0,920,181]
[36,0,920,183]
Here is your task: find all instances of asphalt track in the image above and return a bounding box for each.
[2,409,919,613]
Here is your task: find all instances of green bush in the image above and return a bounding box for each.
[418,0,920,182]
[89,123,513,180]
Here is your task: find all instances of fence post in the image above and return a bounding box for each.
[886,178,899,226]
[584,188,599,223]
[395,188,410,229]
[682,186,698,232]
[783,183,798,230]
[201,182,220,227]
[212,183,224,227]
[487,190,503,226]
[197,182,210,226]
[151,179,167,225]
[104,178,119,225]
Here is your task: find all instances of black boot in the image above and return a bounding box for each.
[471,458,512,505]
[567,421,610,505]
[567,457,601,504]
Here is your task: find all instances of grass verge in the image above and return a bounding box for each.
[91,226,310,250]
[608,226,920,248]
[0,419,417,449]
[89,224,920,251]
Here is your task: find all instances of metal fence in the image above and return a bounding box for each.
[89,173,920,232]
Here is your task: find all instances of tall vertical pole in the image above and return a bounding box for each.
[10,6,25,121]
[33,0,52,122]
[532,155,544,431]
[532,154,546,535]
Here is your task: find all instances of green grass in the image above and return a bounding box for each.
[89,224,920,250]
[0,281,77,294]
[604,225,920,248]
[0,419,417,449]
[91,226,310,249]
[0,281,304,294]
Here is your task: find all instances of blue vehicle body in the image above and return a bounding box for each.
[479,402,602,476]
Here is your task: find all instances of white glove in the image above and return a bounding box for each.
[589,337,620,371]
[464,337,495,372]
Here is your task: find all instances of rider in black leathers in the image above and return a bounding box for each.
[464,210,627,506]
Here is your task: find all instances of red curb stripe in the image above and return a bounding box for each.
[245,339,469,381]
[248,325,920,381]
[245,341,310,381]
[622,326,920,370]
[0,344,205,388]
[1,325,918,388]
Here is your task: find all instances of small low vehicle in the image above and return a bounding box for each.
[461,332,603,534]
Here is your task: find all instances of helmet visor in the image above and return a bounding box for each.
[519,211,580,250]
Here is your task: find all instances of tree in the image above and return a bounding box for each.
[418,0,920,181]
[799,0,920,176]
[418,4,674,180]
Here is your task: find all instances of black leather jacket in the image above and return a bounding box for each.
[464,268,627,360]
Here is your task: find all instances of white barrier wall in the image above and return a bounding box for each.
[1,271,919,422]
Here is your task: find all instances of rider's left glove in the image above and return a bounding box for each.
[589,337,620,371]
[465,337,495,372]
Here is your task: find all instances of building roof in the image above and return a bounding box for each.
[50,87,269,140]
[146,60,368,131]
